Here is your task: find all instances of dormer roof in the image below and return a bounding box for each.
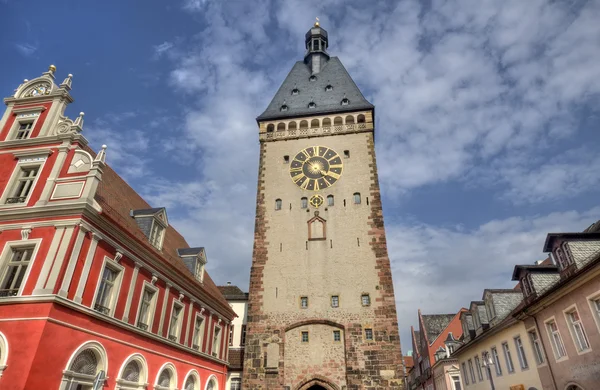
[511,264,559,280]
[543,231,600,252]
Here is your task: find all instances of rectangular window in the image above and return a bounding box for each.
[365,328,373,340]
[491,347,502,376]
[283,155,289,164]
[301,197,308,209]
[514,336,529,369]
[212,326,221,357]
[192,316,204,350]
[275,199,282,210]
[451,375,462,390]
[474,355,483,381]
[461,363,469,385]
[241,324,247,346]
[502,342,515,373]
[327,195,334,206]
[361,294,370,306]
[333,330,341,341]
[137,287,157,331]
[529,330,545,365]
[300,296,308,309]
[230,378,241,390]
[15,121,34,140]
[566,310,590,352]
[6,166,39,204]
[94,265,119,315]
[168,302,183,342]
[468,359,476,383]
[229,325,234,346]
[149,222,165,249]
[547,320,567,359]
[0,246,34,297]
[331,295,339,308]
[301,331,309,343]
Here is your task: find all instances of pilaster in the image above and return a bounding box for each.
[122,261,142,323]
[158,282,172,336]
[73,232,102,304]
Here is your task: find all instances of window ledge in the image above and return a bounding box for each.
[555,356,569,363]
[575,348,592,356]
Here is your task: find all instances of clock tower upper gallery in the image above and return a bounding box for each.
[244,22,404,390]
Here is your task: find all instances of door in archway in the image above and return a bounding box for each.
[307,386,327,390]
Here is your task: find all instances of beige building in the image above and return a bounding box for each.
[243,21,404,389]
[217,284,248,390]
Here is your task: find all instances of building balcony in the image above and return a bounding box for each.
[5,197,26,204]
[260,122,373,142]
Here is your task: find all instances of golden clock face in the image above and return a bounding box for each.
[290,146,343,191]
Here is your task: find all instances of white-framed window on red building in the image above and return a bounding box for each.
[212,325,222,357]
[192,314,205,350]
[0,242,38,297]
[229,325,234,346]
[167,301,184,343]
[2,162,42,205]
[92,258,124,317]
[565,308,590,353]
[136,282,158,331]
[15,121,34,140]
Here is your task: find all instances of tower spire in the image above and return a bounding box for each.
[304,19,329,74]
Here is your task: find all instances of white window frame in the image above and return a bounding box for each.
[461,362,469,385]
[154,362,177,390]
[563,304,591,354]
[91,257,124,317]
[490,346,502,376]
[527,327,546,366]
[361,293,371,307]
[191,312,206,351]
[182,369,201,390]
[514,335,529,370]
[166,300,184,343]
[0,239,42,297]
[501,341,515,373]
[586,289,600,334]
[300,296,308,309]
[9,111,42,140]
[0,331,8,377]
[211,324,222,358]
[115,353,148,390]
[134,281,158,332]
[148,219,166,250]
[474,355,483,381]
[467,359,475,383]
[545,316,568,362]
[0,156,47,207]
[450,375,462,390]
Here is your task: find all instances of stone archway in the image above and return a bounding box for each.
[296,376,339,390]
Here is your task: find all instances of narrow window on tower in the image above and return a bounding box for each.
[361,294,371,307]
[366,197,369,206]
[283,155,289,164]
[354,192,361,204]
[300,296,308,309]
[344,150,350,158]
[365,328,373,340]
[333,330,341,342]
[327,195,334,206]
[301,331,309,343]
[301,197,308,209]
[331,295,339,308]
[275,199,282,210]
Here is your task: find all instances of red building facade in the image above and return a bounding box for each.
[0,66,235,390]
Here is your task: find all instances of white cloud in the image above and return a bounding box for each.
[14,43,37,57]
[154,41,174,58]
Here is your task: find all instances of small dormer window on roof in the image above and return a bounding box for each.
[341,98,350,106]
[308,101,316,108]
[131,208,168,250]
[309,75,317,82]
[177,247,207,283]
[280,104,288,112]
[325,85,333,92]
[292,88,299,95]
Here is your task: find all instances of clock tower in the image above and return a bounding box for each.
[243,22,404,390]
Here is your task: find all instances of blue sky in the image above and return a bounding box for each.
[2,0,600,352]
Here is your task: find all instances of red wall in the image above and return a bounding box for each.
[0,102,52,141]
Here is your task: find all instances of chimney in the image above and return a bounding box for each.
[227,281,232,286]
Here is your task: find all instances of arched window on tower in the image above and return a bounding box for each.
[275,199,282,210]
[357,114,366,123]
[277,122,286,131]
[323,118,331,127]
[354,193,361,204]
[300,120,309,129]
[266,124,274,133]
[346,115,355,125]
[289,121,297,130]
[155,364,177,390]
[116,354,148,390]
[327,195,334,206]
[301,197,308,209]
[311,119,320,128]
[334,116,343,125]
[61,342,108,390]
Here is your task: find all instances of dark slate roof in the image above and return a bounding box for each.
[257,57,373,121]
[543,232,600,252]
[217,285,248,300]
[130,207,164,216]
[511,264,559,280]
[422,314,456,343]
[177,247,204,256]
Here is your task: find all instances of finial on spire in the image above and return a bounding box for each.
[95,144,107,163]
[49,65,57,73]
[314,17,320,27]
[60,74,73,90]
[74,111,85,129]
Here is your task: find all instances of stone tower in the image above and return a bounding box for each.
[243,22,404,390]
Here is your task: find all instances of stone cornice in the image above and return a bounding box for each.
[259,122,373,142]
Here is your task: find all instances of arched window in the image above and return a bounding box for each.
[334,116,343,125]
[183,370,200,390]
[289,121,297,130]
[322,118,331,127]
[346,115,355,124]
[0,332,8,377]
[266,124,274,133]
[155,363,177,390]
[357,114,366,123]
[300,120,309,129]
[277,122,286,131]
[310,119,320,128]
[116,354,147,390]
[60,341,108,390]
[301,197,308,209]
[205,376,218,390]
[327,195,334,206]
[275,199,282,211]
[353,193,361,204]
